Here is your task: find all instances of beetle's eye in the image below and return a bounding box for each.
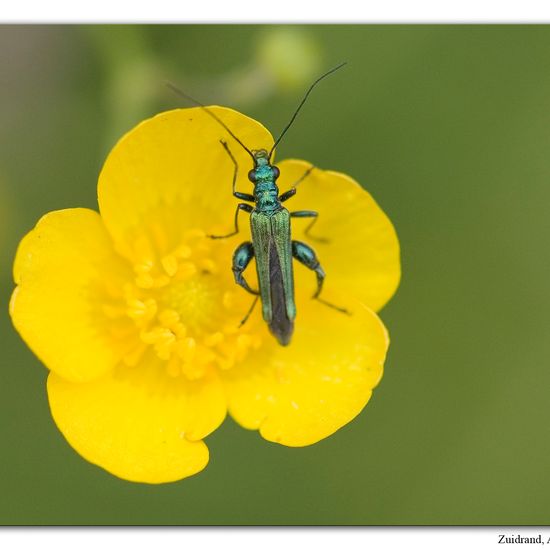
[272,166,280,179]
[248,169,257,182]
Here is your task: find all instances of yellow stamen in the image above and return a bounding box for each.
[177,261,197,280]
[174,244,192,259]
[103,227,264,381]
[161,255,178,277]
[204,331,224,347]
[158,309,180,327]
[134,260,154,275]
[135,273,155,289]
[176,337,196,362]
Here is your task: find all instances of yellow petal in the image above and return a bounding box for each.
[276,159,400,312]
[10,208,134,382]
[222,299,389,446]
[47,359,226,484]
[98,107,274,261]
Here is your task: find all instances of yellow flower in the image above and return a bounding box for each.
[10,107,400,484]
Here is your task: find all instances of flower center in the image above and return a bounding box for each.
[104,227,262,380]
[161,278,219,329]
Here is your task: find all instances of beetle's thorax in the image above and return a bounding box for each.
[254,179,280,213]
[251,151,281,214]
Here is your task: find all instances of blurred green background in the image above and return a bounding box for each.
[1,24,549,525]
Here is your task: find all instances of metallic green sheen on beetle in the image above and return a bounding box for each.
[168,63,348,345]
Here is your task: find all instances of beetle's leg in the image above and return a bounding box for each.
[220,140,255,202]
[292,165,315,189]
[292,240,349,314]
[239,295,260,327]
[290,210,328,243]
[232,241,259,296]
[279,187,296,202]
[208,203,253,239]
[291,240,325,300]
[278,165,314,202]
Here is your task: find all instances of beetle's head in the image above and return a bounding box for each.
[248,149,280,183]
[251,149,269,167]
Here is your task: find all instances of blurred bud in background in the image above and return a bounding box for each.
[223,26,322,107]
[256,26,322,91]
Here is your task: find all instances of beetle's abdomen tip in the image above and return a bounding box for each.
[270,323,294,346]
[278,336,292,346]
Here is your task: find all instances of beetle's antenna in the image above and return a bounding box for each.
[268,62,347,160]
[166,81,255,161]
